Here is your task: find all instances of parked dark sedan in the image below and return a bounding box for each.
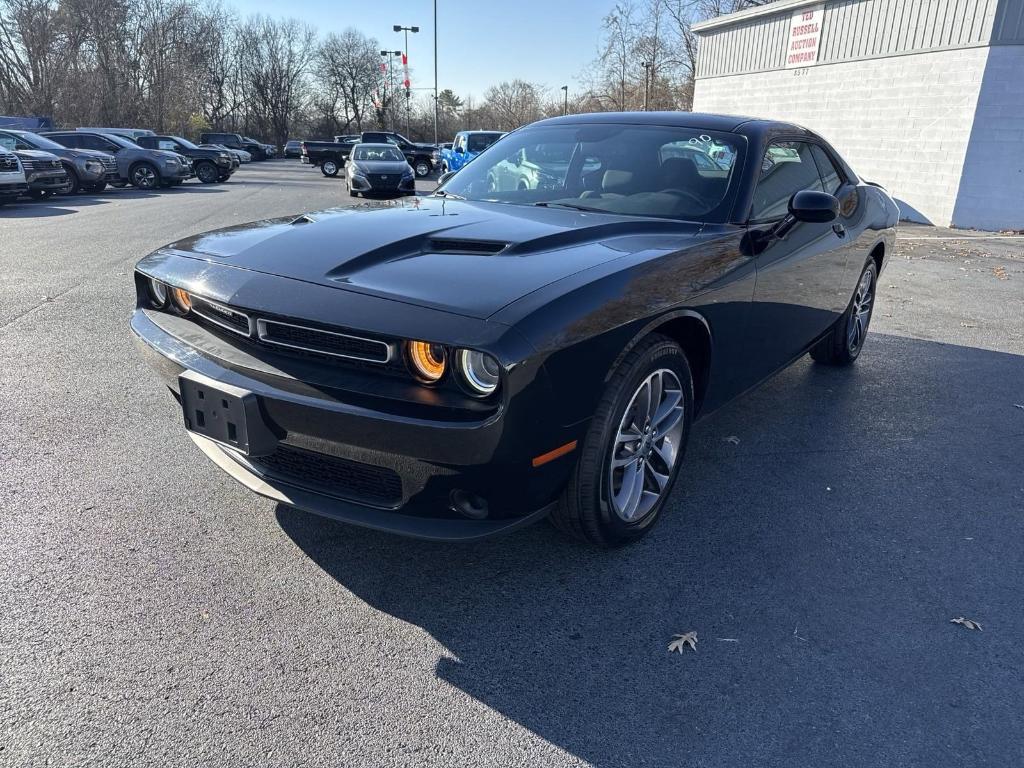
[131,112,898,546]
[345,143,416,197]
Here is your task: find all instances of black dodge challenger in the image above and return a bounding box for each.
[132,112,898,546]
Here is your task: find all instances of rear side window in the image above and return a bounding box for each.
[750,141,824,222]
[810,144,843,195]
[157,139,178,151]
[50,134,78,148]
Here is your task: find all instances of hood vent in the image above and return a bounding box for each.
[427,238,509,255]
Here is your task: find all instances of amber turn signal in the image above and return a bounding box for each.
[170,287,192,312]
[406,340,447,382]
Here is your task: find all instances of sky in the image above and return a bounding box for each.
[232,0,612,100]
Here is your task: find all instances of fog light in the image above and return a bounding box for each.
[170,286,192,312]
[450,489,489,520]
[148,278,168,307]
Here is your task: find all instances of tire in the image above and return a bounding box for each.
[321,159,339,177]
[195,161,219,184]
[28,189,51,200]
[84,181,106,193]
[810,259,878,366]
[413,158,432,178]
[551,334,694,547]
[63,167,80,195]
[130,162,160,190]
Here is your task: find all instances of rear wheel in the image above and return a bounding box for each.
[321,159,339,177]
[551,334,694,547]
[810,259,878,366]
[414,158,432,178]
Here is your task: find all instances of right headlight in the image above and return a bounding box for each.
[147,278,168,307]
[84,160,102,173]
[456,349,501,396]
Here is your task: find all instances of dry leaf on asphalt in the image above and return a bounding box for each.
[950,617,982,631]
[1014,404,1024,410]
[668,632,697,653]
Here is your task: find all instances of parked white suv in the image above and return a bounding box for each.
[0,147,28,205]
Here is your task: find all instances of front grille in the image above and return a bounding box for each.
[0,155,17,171]
[191,297,251,336]
[256,319,391,363]
[21,158,62,172]
[100,156,117,171]
[251,445,402,506]
[370,173,401,188]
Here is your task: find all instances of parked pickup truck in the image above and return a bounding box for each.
[0,147,28,205]
[438,130,506,173]
[200,132,271,161]
[300,135,360,176]
[136,135,235,183]
[0,128,119,194]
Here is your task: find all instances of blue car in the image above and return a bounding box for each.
[439,130,506,173]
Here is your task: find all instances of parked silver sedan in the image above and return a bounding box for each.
[345,143,416,197]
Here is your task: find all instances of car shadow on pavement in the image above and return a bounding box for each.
[276,333,1024,766]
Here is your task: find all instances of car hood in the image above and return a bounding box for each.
[65,148,113,161]
[351,160,410,174]
[15,149,60,161]
[158,199,709,319]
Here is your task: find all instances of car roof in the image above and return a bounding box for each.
[529,111,813,137]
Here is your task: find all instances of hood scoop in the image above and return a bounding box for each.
[426,238,509,255]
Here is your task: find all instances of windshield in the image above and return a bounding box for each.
[171,136,199,150]
[12,131,65,151]
[438,123,744,222]
[104,134,138,149]
[353,145,405,162]
[467,133,503,153]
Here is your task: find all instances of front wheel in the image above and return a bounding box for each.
[413,158,432,178]
[64,167,80,195]
[321,159,339,177]
[130,163,160,190]
[810,259,878,366]
[195,161,219,184]
[551,334,694,547]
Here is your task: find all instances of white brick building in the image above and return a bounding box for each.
[692,0,1024,230]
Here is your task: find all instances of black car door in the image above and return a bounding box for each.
[744,139,849,380]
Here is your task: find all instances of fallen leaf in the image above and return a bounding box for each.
[993,266,1009,280]
[1014,404,1024,410]
[723,436,740,445]
[950,617,982,631]
[668,632,697,653]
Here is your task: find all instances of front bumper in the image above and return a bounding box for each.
[350,174,416,194]
[130,308,576,541]
[27,171,71,194]
[0,181,28,200]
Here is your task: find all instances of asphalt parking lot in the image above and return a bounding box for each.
[2,161,1023,767]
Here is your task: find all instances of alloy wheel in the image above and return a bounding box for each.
[197,163,218,183]
[608,368,685,523]
[847,267,875,354]
[133,165,157,189]
[323,160,337,175]
[415,161,430,178]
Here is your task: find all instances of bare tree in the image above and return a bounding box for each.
[482,79,544,131]
[316,28,379,134]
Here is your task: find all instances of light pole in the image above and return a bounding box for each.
[393,24,419,138]
[380,50,402,131]
[642,62,652,111]
[433,0,438,146]
[560,85,568,116]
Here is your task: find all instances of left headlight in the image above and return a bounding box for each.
[456,349,501,396]
[84,160,103,173]
[164,157,179,166]
[147,278,168,308]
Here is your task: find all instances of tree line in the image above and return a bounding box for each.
[0,0,770,146]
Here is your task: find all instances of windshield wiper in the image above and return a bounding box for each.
[533,201,608,213]
[432,190,465,200]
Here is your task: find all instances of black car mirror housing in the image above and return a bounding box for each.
[789,190,840,223]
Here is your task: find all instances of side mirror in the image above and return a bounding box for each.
[789,190,839,223]
[438,170,457,185]
[454,146,465,154]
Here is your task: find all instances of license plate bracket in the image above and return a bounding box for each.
[178,371,277,456]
